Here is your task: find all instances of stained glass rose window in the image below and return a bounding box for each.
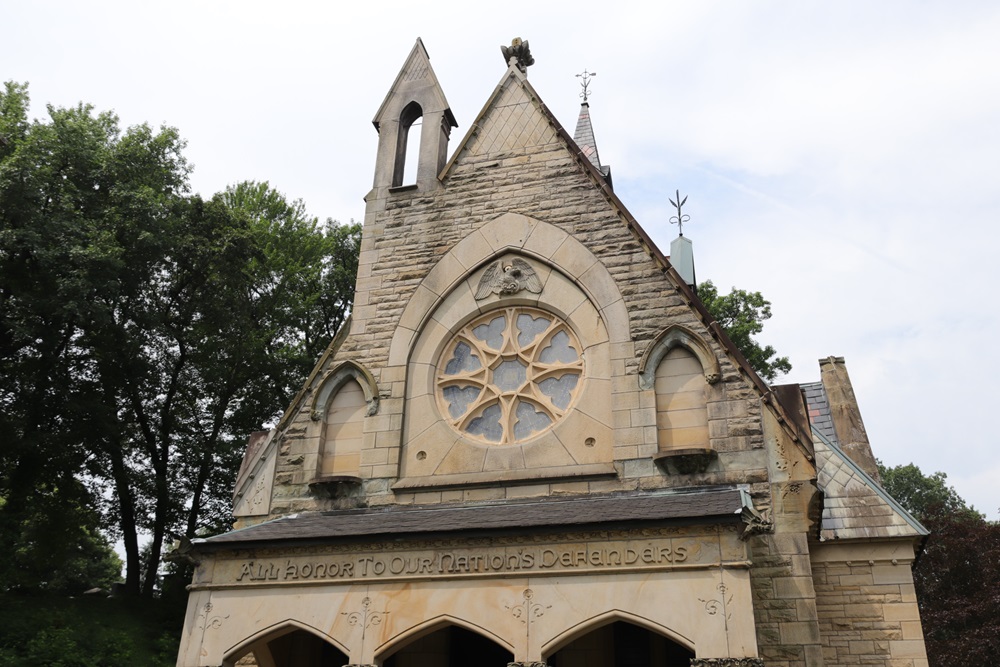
[436,308,583,444]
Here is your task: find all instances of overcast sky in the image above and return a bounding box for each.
[5,1,999,519]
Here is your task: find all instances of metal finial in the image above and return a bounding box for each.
[576,69,597,103]
[669,190,690,236]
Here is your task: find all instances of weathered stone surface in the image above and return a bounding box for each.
[179,40,927,667]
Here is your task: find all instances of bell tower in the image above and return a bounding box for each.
[371,38,457,192]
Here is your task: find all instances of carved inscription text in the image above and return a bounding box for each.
[231,542,696,585]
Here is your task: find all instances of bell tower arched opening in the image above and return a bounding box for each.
[395,101,423,187]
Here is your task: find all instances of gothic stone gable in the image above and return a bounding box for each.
[231,58,820,534]
[177,43,938,667]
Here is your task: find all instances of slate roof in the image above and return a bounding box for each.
[573,102,604,171]
[813,428,927,541]
[801,381,838,445]
[197,488,748,549]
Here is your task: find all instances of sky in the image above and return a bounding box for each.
[4,1,999,519]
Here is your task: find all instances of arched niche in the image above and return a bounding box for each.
[309,361,379,481]
[223,619,348,667]
[310,360,380,420]
[638,325,720,464]
[638,324,720,391]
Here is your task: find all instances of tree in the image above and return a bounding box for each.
[0,482,122,595]
[877,461,981,522]
[0,82,361,596]
[877,461,1000,664]
[696,280,791,382]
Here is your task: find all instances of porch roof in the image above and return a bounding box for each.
[196,487,747,550]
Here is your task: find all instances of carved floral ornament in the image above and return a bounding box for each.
[436,307,583,445]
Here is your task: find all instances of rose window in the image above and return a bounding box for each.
[437,308,584,444]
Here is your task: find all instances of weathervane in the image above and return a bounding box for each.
[669,190,690,236]
[576,69,596,103]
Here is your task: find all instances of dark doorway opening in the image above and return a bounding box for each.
[382,624,513,667]
[548,620,694,667]
[242,628,348,667]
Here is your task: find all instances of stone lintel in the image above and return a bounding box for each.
[690,659,764,667]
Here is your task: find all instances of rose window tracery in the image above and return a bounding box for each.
[436,308,584,444]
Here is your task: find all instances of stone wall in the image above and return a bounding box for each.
[253,70,806,522]
[749,534,824,667]
[811,542,928,667]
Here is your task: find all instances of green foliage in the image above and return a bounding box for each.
[877,461,982,522]
[0,82,361,597]
[0,594,179,666]
[0,485,121,595]
[696,280,791,382]
[877,461,999,664]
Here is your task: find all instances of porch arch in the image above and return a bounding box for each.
[222,619,348,667]
[542,608,695,657]
[375,613,514,661]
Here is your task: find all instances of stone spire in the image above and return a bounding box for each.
[573,70,611,185]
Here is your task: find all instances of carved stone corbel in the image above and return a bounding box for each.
[739,504,774,541]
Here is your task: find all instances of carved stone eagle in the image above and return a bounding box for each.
[475,258,543,299]
[501,38,534,73]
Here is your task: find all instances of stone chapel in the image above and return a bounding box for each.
[176,39,931,667]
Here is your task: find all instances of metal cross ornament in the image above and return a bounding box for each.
[576,69,597,102]
[669,190,691,236]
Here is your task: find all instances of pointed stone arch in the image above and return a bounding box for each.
[222,619,348,667]
[309,361,379,481]
[542,608,695,658]
[375,614,515,662]
[638,324,721,390]
[310,360,380,421]
[391,213,620,486]
[639,325,718,458]
[389,211,630,369]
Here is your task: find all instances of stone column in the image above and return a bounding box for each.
[690,659,765,667]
